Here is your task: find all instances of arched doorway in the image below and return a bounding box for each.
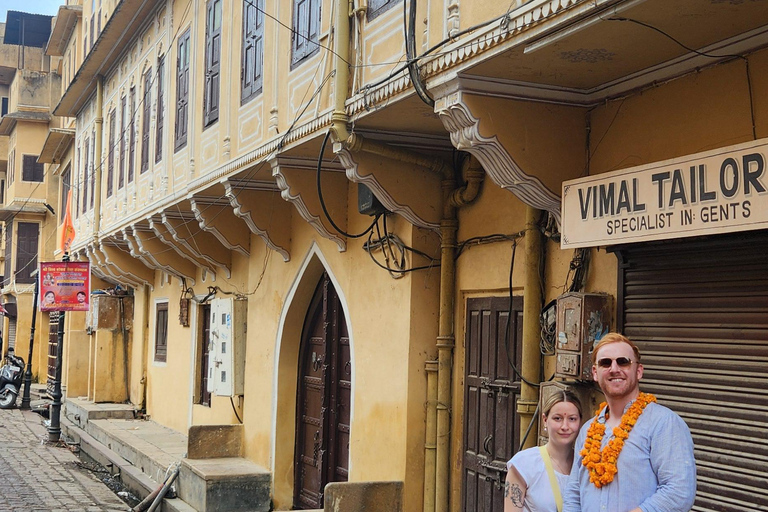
[293,272,351,509]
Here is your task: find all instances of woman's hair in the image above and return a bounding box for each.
[542,390,583,419]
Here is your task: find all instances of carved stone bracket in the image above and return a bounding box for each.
[335,145,442,231]
[82,246,114,284]
[99,239,155,289]
[161,211,232,278]
[271,156,347,252]
[125,224,197,284]
[147,215,217,277]
[223,178,291,262]
[435,93,562,225]
[189,194,250,257]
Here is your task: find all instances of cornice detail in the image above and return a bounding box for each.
[435,93,562,225]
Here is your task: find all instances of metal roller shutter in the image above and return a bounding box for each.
[616,230,768,512]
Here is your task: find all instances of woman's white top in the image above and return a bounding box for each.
[507,447,569,512]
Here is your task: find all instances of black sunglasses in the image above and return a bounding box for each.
[596,357,634,369]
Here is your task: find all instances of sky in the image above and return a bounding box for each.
[1,0,64,21]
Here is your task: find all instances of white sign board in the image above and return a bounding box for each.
[561,138,768,248]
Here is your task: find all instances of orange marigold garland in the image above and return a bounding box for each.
[580,392,656,488]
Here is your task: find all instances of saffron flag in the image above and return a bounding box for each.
[60,190,76,253]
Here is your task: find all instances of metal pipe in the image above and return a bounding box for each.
[330,0,352,142]
[423,359,438,512]
[20,277,39,409]
[93,76,104,237]
[518,206,543,449]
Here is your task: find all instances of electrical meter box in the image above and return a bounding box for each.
[538,381,603,446]
[555,292,612,380]
[207,297,247,397]
[87,295,134,332]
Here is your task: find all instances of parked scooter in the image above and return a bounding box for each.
[0,348,25,409]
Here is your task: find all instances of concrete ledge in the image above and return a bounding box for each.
[178,458,270,512]
[188,424,242,459]
[62,417,197,512]
[324,481,404,512]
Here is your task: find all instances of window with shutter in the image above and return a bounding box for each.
[119,95,126,188]
[204,0,222,127]
[156,56,165,163]
[367,0,400,20]
[141,69,152,173]
[22,155,44,182]
[291,0,320,67]
[7,150,14,184]
[175,29,190,150]
[107,110,115,196]
[90,17,94,49]
[15,222,39,284]
[91,129,96,208]
[241,0,265,104]
[155,301,169,362]
[60,166,71,223]
[82,139,89,214]
[129,87,136,182]
[3,223,12,287]
[83,22,88,55]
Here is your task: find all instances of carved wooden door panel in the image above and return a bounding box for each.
[294,273,350,509]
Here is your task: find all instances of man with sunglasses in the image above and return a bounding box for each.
[562,333,696,512]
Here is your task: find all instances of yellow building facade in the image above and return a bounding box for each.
[42,0,768,511]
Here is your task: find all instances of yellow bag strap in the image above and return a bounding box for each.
[539,445,563,512]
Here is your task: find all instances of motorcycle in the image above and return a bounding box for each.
[0,348,25,409]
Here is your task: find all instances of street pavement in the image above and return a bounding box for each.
[0,407,128,511]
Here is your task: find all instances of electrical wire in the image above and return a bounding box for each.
[316,130,380,239]
[502,238,539,388]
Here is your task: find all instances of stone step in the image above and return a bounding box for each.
[62,417,197,512]
[177,457,270,512]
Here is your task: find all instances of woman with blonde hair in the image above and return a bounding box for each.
[504,390,582,512]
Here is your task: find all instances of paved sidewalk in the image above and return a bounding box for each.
[0,408,129,511]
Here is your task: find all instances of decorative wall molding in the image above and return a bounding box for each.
[435,92,562,224]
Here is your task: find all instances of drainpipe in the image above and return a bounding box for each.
[93,76,104,238]
[330,0,352,143]
[518,206,543,449]
[434,161,483,512]
[423,360,438,512]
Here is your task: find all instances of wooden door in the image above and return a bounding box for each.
[462,296,523,512]
[294,273,351,509]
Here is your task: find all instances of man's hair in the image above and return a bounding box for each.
[591,332,641,365]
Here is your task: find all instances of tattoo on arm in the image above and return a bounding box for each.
[504,481,524,507]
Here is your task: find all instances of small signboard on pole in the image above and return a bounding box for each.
[39,261,90,312]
